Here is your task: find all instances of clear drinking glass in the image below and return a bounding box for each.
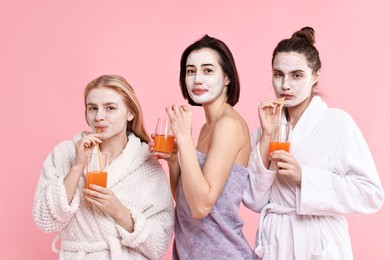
[154,118,174,154]
[268,123,292,155]
[86,152,108,188]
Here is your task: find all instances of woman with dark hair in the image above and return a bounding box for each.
[33,75,174,259]
[150,35,253,259]
[243,27,384,259]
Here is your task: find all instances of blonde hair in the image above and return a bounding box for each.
[84,75,150,143]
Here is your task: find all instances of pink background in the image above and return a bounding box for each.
[1,1,389,259]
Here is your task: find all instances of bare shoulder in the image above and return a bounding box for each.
[212,109,250,146]
[212,107,250,166]
[216,107,249,134]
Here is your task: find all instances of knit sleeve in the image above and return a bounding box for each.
[33,141,82,233]
[116,159,174,259]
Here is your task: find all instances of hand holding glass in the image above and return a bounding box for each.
[154,118,174,154]
[86,152,108,188]
[269,123,292,155]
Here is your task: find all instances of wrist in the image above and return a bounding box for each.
[260,133,271,142]
[176,135,193,149]
[114,207,134,232]
[71,164,85,174]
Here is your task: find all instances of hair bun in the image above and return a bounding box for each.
[291,26,316,44]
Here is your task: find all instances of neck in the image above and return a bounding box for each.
[203,98,228,125]
[286,96,312,127]
[99,133,128,162]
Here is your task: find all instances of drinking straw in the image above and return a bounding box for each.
[277,98,285,141]
[96,129,103,172]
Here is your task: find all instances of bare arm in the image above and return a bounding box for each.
[168,105,247,218]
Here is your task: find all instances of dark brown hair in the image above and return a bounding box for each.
[179,35,240,106]
[272,27,322,87]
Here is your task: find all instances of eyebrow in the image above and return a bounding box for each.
[186,63,215,68]
[273,69,305,73]
[86,102,118,106]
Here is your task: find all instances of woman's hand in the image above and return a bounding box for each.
[74,132,102,168]
[258,98,285,136]
[83,185,126,218]
[83,185,134,231]
[270,150,302,186]
[165,104,193,146]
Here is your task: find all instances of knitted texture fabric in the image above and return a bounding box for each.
[33,132,174,259]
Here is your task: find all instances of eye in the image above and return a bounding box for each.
[273,71,283,78]
[107,106,116,111]
[204,68,213,74]
[186,69,195,75]
[88,106,97,111]
[293,73,303,79]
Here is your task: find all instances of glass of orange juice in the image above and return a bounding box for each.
[154,118,175,154]
[269,123,292,155]
[86,152,108,188]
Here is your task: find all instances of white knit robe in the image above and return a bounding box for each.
[33,132,174,259]
[243,96,384,260]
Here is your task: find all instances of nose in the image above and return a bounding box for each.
[95,109,104,121]
[194,71,203,84]
[281,77,290,91]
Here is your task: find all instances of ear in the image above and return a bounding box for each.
[224,75,230,86]
[312,70,321,85]
[127,112,134,122]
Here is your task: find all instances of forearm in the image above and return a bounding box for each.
[63,164,84,203]
[259,134,271,169]
[114,207,135,233]
[167,159,181,199]
[243,143,276,212]
[178,137,213,217]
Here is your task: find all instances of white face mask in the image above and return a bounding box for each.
[185,48,230,105]
[86,87,133,139]
[272,52,319,107]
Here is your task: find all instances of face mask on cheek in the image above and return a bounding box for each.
[273,78,313,107]
[186,77,224,104]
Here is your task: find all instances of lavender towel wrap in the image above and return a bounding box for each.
[173,151,254,260]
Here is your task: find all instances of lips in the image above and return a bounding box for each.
[95,126,107,132]
[282,94,294,100]
[191,88,207,95]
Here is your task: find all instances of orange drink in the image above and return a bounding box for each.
[269,142,291,155]
[154,118,175,154]
[86,152,108,189]
[86,171,107,188]
[154,134,175,154]
[269,123,292,155]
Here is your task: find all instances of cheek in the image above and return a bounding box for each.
[207,77,223,91]
[86,112,93,124]
[300,79,313,93]
[272,78,282,89]
[185,76,194,90]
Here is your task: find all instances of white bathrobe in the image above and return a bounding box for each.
[33,132,174,260]
[243,96,384,260]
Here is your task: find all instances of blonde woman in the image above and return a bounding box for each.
[33,75,174,259]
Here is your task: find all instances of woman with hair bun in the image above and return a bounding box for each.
[243,27,384,259]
